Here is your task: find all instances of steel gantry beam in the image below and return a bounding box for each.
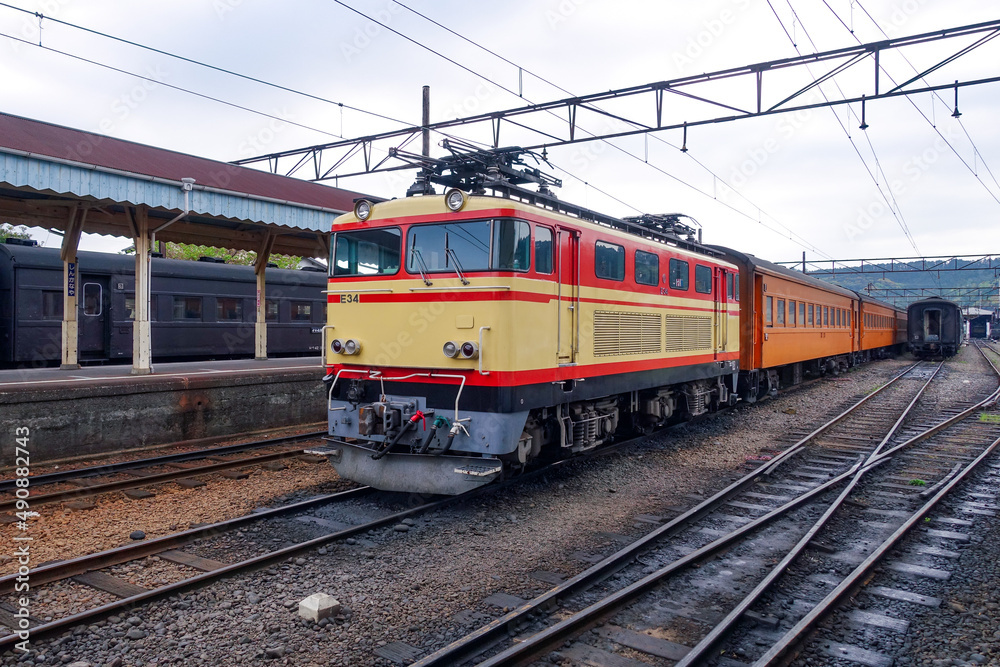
[776,254,1000,278]
[861,285,1000,306]
[232,20,1000,182]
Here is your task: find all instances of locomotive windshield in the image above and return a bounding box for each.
[406,219,530,274]
[332,228,401,277]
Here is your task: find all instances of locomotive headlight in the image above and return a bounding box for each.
[460,341,479,359]
[331,339,345,354]
[445,188,467,212]
[354,199,373,221]
[442,341,459,358]
[344,339,362,355]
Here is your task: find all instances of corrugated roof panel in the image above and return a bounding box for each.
[0,112,366,211]
[0,152,335,232]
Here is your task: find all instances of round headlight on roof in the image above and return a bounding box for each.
[354,199,373,221]
[445,188,467,212]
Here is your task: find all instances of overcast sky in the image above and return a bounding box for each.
[1,0,997,266]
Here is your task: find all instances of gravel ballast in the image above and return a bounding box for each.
[6,353,998,666]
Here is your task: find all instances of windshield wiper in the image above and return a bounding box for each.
[410,247,433,286]
[446,248,471,285]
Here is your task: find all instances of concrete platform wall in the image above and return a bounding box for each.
[0,370,326,463]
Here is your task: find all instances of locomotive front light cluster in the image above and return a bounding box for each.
[331,338,362,355]
[442,340,479,359]
[445,188,467,212]
[354,199,373,221]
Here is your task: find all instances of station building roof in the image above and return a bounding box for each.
[0,112,369,257]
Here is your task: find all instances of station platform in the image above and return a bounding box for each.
[0,357,326,465]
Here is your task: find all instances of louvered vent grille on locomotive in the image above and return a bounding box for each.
[593,311,662,356]
[664,315,713,351]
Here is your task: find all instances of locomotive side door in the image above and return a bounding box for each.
[556,228,579,365]
[714,268,728,360]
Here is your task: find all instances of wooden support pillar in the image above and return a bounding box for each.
[254,231,276,360]
[59,206,85,370]
[130,205,153,375]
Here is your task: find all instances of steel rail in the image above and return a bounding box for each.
[485,355,1000,667]
[476,356,999,666]
[0,449,311,513]
[0,487,485,649]
[0,429,326,492]
[682,345,1000,665]
[0,430,669,649]
[755,433,1000,666]
[0,487,373,595]
[411,362,925,667]
[675,362,945,666]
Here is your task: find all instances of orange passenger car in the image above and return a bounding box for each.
[712,247,905,401]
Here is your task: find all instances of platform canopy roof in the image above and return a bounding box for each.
[0,112,370,258]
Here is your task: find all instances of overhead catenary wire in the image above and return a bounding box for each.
[0,1,412,130]
[825,0,1000,202]
[0,29,347,141]
[390,0,837,260]
[767,0,922,255]
[1,0,848,261]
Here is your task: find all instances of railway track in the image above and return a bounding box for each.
[0,430,326,512]
[406,349,1000,666]
[0,403,704,650]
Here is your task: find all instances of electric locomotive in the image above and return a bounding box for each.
[322,145,740,495]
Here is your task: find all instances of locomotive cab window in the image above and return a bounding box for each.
[635,250,658,287]
[726,273,734,299]
[493,220,531,271]
[694,265,712,294]
[333,228,401,277]
[595,241,625,281]
[669,258,688,290]
[535,226,553,275]
[406,219,530,274]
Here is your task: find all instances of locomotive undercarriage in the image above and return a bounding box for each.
[325,374,736,495]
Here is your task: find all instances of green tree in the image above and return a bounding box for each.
[0,224,32,242]
[164,243,302,269]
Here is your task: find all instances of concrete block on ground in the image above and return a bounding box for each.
[298,593,341,622]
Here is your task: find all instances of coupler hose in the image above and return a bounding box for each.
[372,410,425,460]
[418,416,451,454]
[435,421,464,456]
